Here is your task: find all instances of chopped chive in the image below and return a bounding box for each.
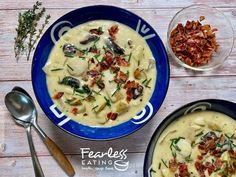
[51,68,63,71]
[150,168,157,173]
[67,64,74,71]
[126,71,129,78]
[161,159,168,168]
[112,83,121,97]
[64,54,74,58]
[195,130,204,137]
[142,79,147,84]
[104,96,111,107]
[128,52,132,62]
[92,105,98,111]
[92,90,101,95]
[158,163,161,169]
[79,56,86,60]
[145,78,152,88]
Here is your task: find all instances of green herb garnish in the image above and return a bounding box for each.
[161,159,168,168]
[128,52,132,62]
[67,64,74,71]
[104,96,111,107]
[92,105,98,111]
[195,130,204,137]
[144,78,152,88]
[51,68,63,71]
[112,83,121,97]
[14,1,50,61]
[185,154,193,162]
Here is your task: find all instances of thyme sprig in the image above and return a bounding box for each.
[14,1,50,61]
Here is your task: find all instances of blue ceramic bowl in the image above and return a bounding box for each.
[144,99,236,177]
[32,5,169,140]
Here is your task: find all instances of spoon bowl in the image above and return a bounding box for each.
[5,91,36,123]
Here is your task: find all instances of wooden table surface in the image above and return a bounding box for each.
[1,0,236,177]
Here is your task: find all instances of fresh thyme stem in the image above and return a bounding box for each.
[14,1,50,61]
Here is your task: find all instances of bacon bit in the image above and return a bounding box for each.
[115,56,130,67]
[169,158,178,172]
[108,25,119,39]
[170,18,219,67]
[197,155,203,160]
[195,161,206,177]
[199,16,205,21]
[89,58,95,64]
[89,48,100,54]
[53,92,64,99]
[228,149,236,158]
[83,113,88,116]
[110,65,120,73]
[99,61,110,71]
[114,71,128,83]
[87,70,100,77]
[124,80,137,89]
[71,107,78,115]
[214,158,223,169]
[178,163,190,177]
[89,28,103,35]
[205,162,215,176]
[134,68,142,79]
[124,80,143,102]
[107,112,118,120]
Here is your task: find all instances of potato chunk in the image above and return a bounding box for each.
[67,57,88,76]
[116,101,129,114]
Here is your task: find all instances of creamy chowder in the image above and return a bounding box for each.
[43,20,156,127]
[152,111,236,177]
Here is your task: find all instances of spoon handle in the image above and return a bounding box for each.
[44,137,75,177]
[25,125,45,177]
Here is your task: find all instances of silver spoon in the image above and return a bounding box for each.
[5,91,44,177]
[5,90,75,177]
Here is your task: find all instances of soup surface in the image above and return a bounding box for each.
[152,111,236,177]
[43,20,156,127]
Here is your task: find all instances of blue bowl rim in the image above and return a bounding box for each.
[31,5,170,141]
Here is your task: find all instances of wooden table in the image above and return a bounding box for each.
[1,1,236,176]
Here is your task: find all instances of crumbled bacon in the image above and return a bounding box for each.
[110,65,120,73]
[124,80,143,102]
[71,107,78,115]
[99,61,110,71]
[228,149,236,159]
[115,56,130,67]
[53,92,64,99]
[114,71,128,83]
[205,162,215,176]
[89,48,100,54]
[195,161,206,177]
[169,158,178,172]
[178,163,190,177]
[170,17,219,67]
[107,112,118,120]
[108,25,119,39]
[87,70,100,77]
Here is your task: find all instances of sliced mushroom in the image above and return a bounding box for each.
[59,76,80,89]
[80,35,99,45]
[105,37,124,55]
[63,43,77,57]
